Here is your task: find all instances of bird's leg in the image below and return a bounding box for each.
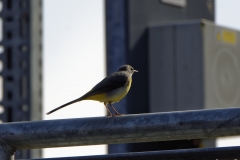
[109,103,123,116]
[104,102,112,116]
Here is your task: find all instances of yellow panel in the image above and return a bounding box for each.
[222,30,237,45]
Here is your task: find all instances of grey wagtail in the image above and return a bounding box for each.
[46,64,138,116]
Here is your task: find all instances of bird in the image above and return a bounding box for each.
[46,64,138,116]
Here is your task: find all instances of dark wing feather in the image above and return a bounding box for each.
[81,72,129,99]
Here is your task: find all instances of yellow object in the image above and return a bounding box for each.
[222,30,236,45]
[216,29,237,45]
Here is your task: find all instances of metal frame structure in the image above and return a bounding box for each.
[1,107,240,159]
[0,0,42,158]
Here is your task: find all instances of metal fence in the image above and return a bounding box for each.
[1,107,240,159]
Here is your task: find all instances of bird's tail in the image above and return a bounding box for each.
[46,97,84,115]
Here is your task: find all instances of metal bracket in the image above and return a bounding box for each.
[0,140,15,160]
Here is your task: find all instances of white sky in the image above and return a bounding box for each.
[215,0,240,30]
[42,0,240,158]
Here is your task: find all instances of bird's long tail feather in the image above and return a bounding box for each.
[46,97,83,115]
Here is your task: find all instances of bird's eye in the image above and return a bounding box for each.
[131,68,133,70]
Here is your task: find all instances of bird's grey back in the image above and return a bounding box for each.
[91,71,130,90]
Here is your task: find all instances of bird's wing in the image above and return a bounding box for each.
[81,72,129,99]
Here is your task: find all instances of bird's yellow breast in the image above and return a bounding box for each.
[86,78,132,103]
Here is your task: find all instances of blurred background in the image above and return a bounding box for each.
[0,0,240,159]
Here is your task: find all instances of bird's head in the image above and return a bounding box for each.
[118,64,138,74]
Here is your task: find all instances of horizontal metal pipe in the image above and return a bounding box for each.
[33,146,240,160]
[1,108,240,149]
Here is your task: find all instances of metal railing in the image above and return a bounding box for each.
[1,107,240,159]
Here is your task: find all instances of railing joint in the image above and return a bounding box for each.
[0,139,16,160]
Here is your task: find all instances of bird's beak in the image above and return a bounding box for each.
[134,70,138,72]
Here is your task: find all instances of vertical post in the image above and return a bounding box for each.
[29,1,43,158]
[105,0,129,153]
[0,145,15,160]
